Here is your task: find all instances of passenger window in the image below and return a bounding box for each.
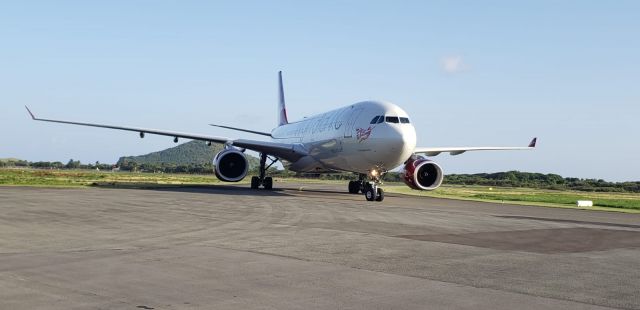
[400,117,410,124]
[370,116,379,124]
[385,116,400,123]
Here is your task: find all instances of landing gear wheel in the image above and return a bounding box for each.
[348,181,359,194]
[250,176,260,189]
[375,188,384,202]
[253,153,278,190]
[357,174,366,194]
[263,177,273,190]
[364,184,377,201]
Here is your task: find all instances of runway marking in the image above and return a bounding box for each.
[395,228,640,253]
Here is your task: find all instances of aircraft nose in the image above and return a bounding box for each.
[397,124,417,160]
[379,123,416,167]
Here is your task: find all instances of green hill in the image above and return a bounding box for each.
[116,140,260,170]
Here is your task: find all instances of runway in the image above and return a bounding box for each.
[1,183,639,309]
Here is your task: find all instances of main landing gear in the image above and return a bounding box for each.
[348,173,384,202]
[251,153,278,190]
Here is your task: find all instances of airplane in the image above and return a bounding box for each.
[26,71,536,202]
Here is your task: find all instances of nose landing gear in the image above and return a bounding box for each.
[363,182,384,202]
[348,173,384,202]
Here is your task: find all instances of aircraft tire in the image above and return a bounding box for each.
[251,176,260,189]
[348,181,358,194]
[364,184,376,201]
[375,188,384,202]
[263,177,273,190]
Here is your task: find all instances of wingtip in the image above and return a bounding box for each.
[528,137,537,148]
[25,105,35,120]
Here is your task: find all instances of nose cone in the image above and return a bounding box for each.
[394,124,417,166]
[371,123,416,169]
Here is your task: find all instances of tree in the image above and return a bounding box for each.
[65,159,80,169]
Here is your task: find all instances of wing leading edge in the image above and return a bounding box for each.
[25,106,308,162]
[414,137,537,157]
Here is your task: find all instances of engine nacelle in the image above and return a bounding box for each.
[402,156,444,190]
[213,148,249,182]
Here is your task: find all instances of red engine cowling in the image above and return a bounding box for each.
[402,156,444,190]
[213,148,248,182]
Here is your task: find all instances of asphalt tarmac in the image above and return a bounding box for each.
[1,183,639,309]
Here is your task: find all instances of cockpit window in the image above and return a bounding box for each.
[385,116,400,123]
[400,117,410,124]
[370,116,379,124]
[377,116,384,123]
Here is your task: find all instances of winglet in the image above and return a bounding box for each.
[528,137,537,148]
[25,106,36,120]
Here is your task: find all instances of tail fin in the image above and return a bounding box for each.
[278,71,288,126]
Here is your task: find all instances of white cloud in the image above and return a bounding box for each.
[441,55,467,74]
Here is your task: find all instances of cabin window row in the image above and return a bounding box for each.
[370,115,410,124]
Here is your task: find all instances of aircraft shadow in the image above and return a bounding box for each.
[90,181,395,199]
[91,183,290,197]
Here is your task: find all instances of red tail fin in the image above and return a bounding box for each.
[278,71,288,126]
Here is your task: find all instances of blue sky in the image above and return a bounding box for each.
[1,1,638,181]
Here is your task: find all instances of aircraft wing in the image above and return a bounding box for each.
[414,137,537,157]
[232,139,307,161]
[25,106,308,162]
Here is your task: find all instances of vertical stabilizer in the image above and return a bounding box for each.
[278,71,288,126]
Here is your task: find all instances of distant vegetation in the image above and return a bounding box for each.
[441,171,640,193]
[1,141,267,175]
[118,140,223,165]
[1,157,112,171]
[115,140,260,174]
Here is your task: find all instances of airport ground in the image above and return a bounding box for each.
[1,182,639,309]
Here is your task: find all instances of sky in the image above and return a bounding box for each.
[1,1,638,181]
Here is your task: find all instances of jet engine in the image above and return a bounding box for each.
[213,148,248,182]
[402,156,444,190]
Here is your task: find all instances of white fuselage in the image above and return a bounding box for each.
[270,101,417,174]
